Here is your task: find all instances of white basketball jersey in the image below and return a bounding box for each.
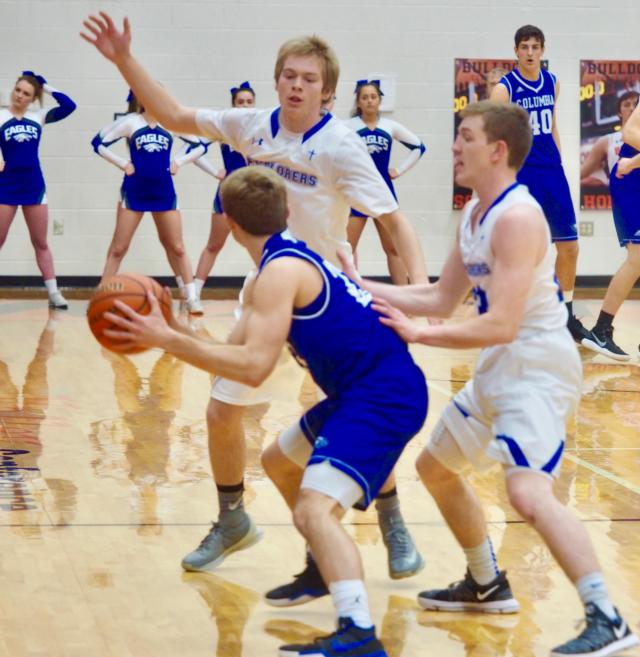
[459,183,568,333]
[196,107,397,265]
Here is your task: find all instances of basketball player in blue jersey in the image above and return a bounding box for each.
[91,91,204,314]
[343,101,638,657]
[582,97,640,361]
[175,82,256,301]
[101,166,428,657]
[82,12,427,584]
[580,92,639,190]
[0,71,76,309]
[490,25,590,345]
[346,80,426,284]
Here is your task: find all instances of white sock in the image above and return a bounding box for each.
[464,537,499,585]
[576,572,618,621]
[329,580,372,629]
[185,282,197,302]
[194,278,205,295]
[175,276,188,299]
[44,279,58,296]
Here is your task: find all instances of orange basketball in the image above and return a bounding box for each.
[87,273,173,354]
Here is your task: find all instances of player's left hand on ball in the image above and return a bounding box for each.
[371,297,421,343]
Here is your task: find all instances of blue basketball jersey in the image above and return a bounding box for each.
[617,143,640,170]
[610,143,640,246]
[499,68,561,166]
[257,230,421,399]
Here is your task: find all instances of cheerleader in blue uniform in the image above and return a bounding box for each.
[0,71,76,308]
[345,80,425,284]
[176,82,255,299]
[92,91,204,313]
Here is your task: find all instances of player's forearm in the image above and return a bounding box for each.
[160,330,269,386]
[360,277,450,317]
[379,211,428,283]
[414,311,517,349]
[115,53,186,132]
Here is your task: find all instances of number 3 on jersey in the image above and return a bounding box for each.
[472,286,488,314]
[529,108,553,136]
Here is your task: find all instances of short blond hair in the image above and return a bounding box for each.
[220,167,288,236]
[460,101,532,170]
[274,35,340,103]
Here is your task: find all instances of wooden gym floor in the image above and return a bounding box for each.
[0,295,638,657]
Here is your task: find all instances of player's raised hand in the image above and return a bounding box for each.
[371,297,422,343]
[80,12,132,63]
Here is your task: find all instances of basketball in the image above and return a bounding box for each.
[87,273,173,354]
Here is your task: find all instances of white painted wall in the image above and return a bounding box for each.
[0,0,637,279]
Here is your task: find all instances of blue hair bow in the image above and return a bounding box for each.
[230,80,253,95]
[354,79,384,95]
[21,70,47,85]
[126,89,134,103]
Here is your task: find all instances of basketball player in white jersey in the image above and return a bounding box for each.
[81,12,427,587]
[342,101,638,657]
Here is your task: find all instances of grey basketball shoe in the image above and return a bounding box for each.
[550,603,639,657]
[380,516,425,580]
[418,569,520,613]
[181,515,262,572]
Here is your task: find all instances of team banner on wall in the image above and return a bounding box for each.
[453,59,516,209]
[579,60,640,210]
[453,58,552,210]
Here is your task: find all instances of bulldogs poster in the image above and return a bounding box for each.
[580,60,640,210]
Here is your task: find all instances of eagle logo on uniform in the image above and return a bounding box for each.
[13,133,33,142]
[367,144,383,154]
[143,143,164,153]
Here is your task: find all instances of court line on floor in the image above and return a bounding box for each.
[1,518,639,528]
[563,452,640,496]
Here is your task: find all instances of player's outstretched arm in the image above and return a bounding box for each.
[81,12,199,135]
[622,102,640,150]
[376,204,545,349]
[339,238,471,318]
